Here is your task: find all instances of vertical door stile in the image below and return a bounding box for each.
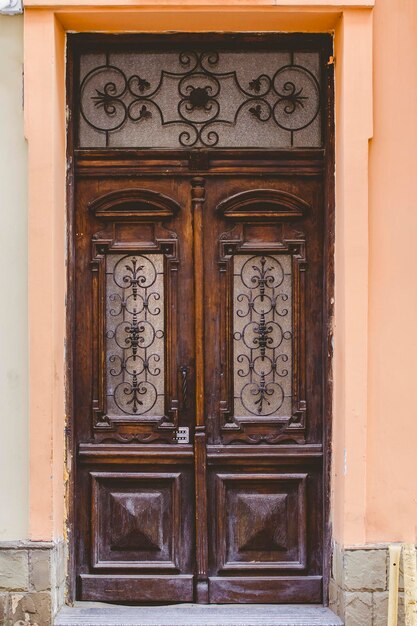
[191,177,209,603]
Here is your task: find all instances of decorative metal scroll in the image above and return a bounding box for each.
[105,254,165,418]
[233,255,292,418]
[79,50,321,148]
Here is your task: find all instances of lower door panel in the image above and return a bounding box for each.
[80,575,194,603]
[76,461,195,603]
[207,458,323,603]
[209,577,322,604]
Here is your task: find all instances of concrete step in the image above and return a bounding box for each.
[55,603,343,626]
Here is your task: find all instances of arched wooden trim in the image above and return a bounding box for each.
[217,189,310,220]
[89,188,181,220]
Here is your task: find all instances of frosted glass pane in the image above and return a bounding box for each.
[105,254,165,418]
[78,49,322,148]
[233,255,292,418]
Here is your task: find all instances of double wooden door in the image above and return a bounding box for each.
[73,164,327,604]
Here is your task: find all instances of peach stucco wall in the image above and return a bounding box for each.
[367,0,417,542]
[20,0,417,546]
[24,11,66,540]
[332,8,373,546]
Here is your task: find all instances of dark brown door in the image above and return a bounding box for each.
[203,176,325,603]
[70,34,333,605]
[73,177,198,602]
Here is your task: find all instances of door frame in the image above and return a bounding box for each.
[66,30,334,604]
[23,1,373,609]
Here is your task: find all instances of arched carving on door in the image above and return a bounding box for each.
[89,188,181,220]
[217,188,310,220]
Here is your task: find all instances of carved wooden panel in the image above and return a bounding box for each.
[90,227,180,440]
[91,472,182,570]
[215,472,307,573]
[219,232,307,445]
[89,188,181,221]
[218,189,310,221]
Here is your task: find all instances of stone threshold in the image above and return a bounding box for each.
[55,603,343,626]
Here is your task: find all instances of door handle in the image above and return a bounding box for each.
[180,366,188,410]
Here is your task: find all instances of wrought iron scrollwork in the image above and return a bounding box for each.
[79,50,321,148]
[233,255,292,418]
[106,254,165,417]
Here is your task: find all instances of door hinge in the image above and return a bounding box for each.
[175,426,189,444]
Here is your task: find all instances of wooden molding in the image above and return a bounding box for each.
[89,188,181,220]
[217,189,310,220]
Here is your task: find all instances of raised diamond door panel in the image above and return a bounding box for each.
[215,473,307,572]
[90,472,183,570]
[78,468,195,602]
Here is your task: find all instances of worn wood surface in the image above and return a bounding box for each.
[191,177,209,602]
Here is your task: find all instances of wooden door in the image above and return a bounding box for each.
[203,176,325,603]
[69,34,333,605]
[73,177,197,601]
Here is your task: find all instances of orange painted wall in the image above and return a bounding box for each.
[21,0,417,546]
[366,0,417,542]
[332,8,373,546]
[24,11,66,540]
